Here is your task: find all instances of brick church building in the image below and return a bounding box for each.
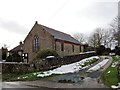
[11,21,85,63]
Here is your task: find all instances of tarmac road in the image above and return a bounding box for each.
[2,82,35,88]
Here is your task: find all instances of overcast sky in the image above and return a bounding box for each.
[0,0,119,50]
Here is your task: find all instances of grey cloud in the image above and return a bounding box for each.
[78,2,117,22]
[0,19,27,35]
[119,1,120,17]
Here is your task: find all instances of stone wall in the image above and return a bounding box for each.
[2,63,33,74]
[33,52,96,71]
[2,52,96,74]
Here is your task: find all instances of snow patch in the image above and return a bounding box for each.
[107,71,111,74]
[87,59,109,72]
[37,56,99,77]
[111,85,118,89]
[22,76,28,79]
[46,56,55,59]
[111,61,119,68]
[17,77,20,79]
[79,51,95,54]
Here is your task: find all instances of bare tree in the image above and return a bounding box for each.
[73,33,85,44]
[88,28,104,48]
[102,29,114,48]
[110,17,120,47]
[88,33,97,48]
[89,27,115,49]
[88,17,120,49]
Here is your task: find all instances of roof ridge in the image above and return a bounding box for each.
[36,22,80,44]
[37,22,71,36]
[10,44,23,52]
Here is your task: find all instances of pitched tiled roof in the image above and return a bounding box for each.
[38,23,80,44]
[10,44,23,52]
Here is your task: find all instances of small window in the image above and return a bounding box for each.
[61,43,64,51]
[79,45,81,52]
[72,45,74,52]
[55,42,56,50]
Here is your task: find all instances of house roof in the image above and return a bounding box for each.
[10,44,23,52]
[37,22,80,44]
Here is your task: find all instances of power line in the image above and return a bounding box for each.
[48,0,70,21]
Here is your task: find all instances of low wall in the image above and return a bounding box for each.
[33,52,96,70]
[2,63,33,74]
[2,52,96,74]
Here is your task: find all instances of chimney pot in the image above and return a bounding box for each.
[20,41,22,45]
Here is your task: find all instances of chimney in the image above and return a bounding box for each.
[20,41,22,45]
[35,21,38,24]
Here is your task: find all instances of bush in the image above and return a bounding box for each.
[104,48,111,55]
[96,45,105,55]
[2,47,8,60]
[6,55,12,62]
[6,52,22,62]
[2,53,7,60]
[114,46,120,55]
[36,49,59,59]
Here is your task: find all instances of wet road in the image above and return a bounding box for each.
[2,82,56,90]
[2,82,35,88]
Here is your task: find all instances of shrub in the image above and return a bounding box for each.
[96,45,105,55]
[2,47,8,60]
[114,46,120,55]
[6,52,22,62]
[36,49,59,59]
[6,55,12,62]
[2,53,7,60]
[106,48,111,53]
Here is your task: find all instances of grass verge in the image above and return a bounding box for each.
[2,71,61,81]
[101,56,120,87]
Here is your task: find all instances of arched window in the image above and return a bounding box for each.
[33,35,40,52]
